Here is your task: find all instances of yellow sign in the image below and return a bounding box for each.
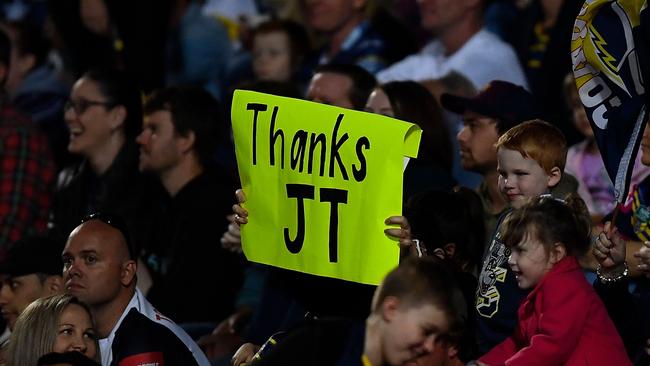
[232,90,421,285]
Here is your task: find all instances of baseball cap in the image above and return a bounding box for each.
[0,236,63,277]
[440,80,540,133]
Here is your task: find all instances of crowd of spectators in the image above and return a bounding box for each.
[0,0,649,365]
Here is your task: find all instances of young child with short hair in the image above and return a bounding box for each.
[478,195,631,365]
[476,119,572,352]
[232,257,469,366]
[364,257,468,366]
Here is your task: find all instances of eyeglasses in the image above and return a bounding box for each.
[80,212,136,259]
[64,98,115,114]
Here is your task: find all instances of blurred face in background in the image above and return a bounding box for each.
[64,77,123,159]
[417,0,470,35]
[252,31,292,82]
[567,87,593,140]
[301,0,366,33]
[137,110,185,175]
[0,274,47,329]
[457,112,499,174]
[306,72,354,109]
[381,299,450,366]
[365,88,394,117]
[80,0,110,35]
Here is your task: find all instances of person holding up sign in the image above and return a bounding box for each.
[208,65,381,364]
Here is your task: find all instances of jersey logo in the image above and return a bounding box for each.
[118,352,164,366]
[476,235,510,318]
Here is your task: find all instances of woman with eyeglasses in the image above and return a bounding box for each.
[49,68,158,256]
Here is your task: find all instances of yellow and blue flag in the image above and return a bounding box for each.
[571,0,648,201]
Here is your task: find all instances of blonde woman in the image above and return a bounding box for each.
[5,294,98,366]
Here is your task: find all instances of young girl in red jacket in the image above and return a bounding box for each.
[477,194,631,366]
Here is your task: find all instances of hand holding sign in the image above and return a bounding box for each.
[220,190,247,253]
[232,189,248,225]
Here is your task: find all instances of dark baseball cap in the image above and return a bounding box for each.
[440,80,540,133]
[0,236,64,277]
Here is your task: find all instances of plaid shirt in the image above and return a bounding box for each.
[0,101,55,252]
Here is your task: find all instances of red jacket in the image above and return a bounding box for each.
[479,256,631,366]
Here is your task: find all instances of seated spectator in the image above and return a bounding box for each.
[563,74,650,221]
[0,26,55,252]
[403,187,485,364]
[77,0,167,92]
[421,71,482,189]
[250,19,310,85]
[1,20,70,169]
[405,187,484,274]
[479,195,630,365]
[49,68,158,259]
[5,294,98,366]
[166,0,232,98]
[137,86,243,325]
[364,81,455,200]
[438,81,575,239]
[306,63,377,110]
[505,0,584,144]
[62,213,210,365]
[377,0,527,90]
[232,257,468,366]
[299,0,396,74]
[0,235,64,331]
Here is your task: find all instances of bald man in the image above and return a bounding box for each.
[62,213,210,366]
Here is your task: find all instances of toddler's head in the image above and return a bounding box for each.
[496,119,567,208]
[501,194,591,289]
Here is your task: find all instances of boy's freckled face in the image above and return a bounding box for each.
[497,148,552,209]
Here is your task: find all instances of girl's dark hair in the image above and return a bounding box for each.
[405,187,485,273]
[500,194,591,256]
[82,68,142,141]
[381,81,453,171]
